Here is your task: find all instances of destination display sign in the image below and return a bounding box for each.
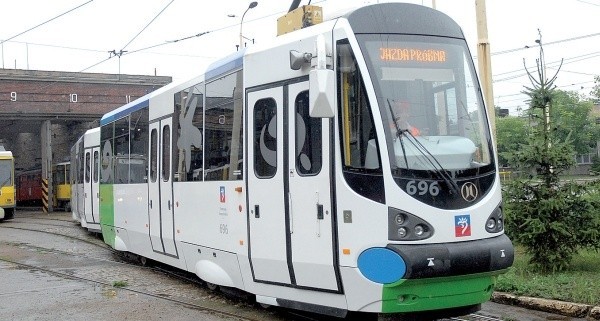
[379,48,447,63]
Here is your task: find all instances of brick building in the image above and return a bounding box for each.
[0,68,172,171]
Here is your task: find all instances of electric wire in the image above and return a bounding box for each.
[495,79,596,110]
[490,32,600,56]
[0,0,94,46]
[493,51,600,83]
[119,0,175,52]
[577,0,600,6]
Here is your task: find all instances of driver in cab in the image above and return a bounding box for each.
[390,100,421,136]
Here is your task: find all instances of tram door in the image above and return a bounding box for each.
[148,119,178,256]
[247,83,339,291]
[83,147,100,225]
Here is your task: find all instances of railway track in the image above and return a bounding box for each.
[0,215,504,321]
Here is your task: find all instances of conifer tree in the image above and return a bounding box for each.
[504,40,600,272]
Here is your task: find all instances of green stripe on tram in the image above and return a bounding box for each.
[99,184,115,248]
[381,272,498,313]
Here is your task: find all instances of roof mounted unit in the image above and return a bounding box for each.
[277,5,323,36]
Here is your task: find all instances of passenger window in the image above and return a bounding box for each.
[150,129,157,183]
[100,123,114,184]
[130,108,149,183]
[114,116,130,184]
[254,98,277,178]
[85,152,91,183]
[162,125,170,181]
[204,71,243,181]
[78,140,85,184]
[295,90,322,175]
[93,151,99,183]
[174,84,204,181]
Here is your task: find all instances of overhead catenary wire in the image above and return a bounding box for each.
[490,32,600,56]
[0,0,94,46]
[493,51,600,83]
[118,0,175,52]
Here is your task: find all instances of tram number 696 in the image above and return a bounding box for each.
[219,224,229,234]
[406,180,440,196]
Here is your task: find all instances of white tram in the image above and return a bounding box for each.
[87,2,514,318]
[71,128,102,232]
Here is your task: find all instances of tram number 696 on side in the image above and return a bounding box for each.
[219,224,229,235]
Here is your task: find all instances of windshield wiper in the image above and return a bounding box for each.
[399,130,460,196]
[387,99,410,169]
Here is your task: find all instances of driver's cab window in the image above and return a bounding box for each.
[337,40,384,204]
[337,40,381,171]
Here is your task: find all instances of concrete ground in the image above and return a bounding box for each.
[1,209,597,321]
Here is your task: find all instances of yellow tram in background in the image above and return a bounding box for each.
[53,161,71,211]
[0,148,16,220]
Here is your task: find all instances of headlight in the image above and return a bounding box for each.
[397,227,408,238]
[485,204,504,233]
[395,214,405,225]
[486,218,496,230]
[388,207,434,241]
[414,225,425,236]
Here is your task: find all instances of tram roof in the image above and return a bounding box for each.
[101,49,245,126]
[344,2,463,38]
[0,150,13,158]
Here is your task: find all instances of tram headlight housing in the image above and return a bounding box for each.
[395,214,405,225]
[485,204,504,233]
[414,224,425,236]
[388,207,433,241]
[397,227,408,238]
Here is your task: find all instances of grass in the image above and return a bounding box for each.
[112,280,129,288]
[495,246,600,306]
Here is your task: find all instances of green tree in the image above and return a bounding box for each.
[503,53,600,272]
[551,90,599,155]
[496,92,599,168]
[495,116,527,167]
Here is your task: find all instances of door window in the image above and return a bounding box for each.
[253,98,277,178]
[294,90,322,176]
[85,152,91,183]
[93,151,99,183]
[162,125,170,181]
[150,129,157,183]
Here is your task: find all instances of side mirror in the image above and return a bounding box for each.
[290,50,312,70]
[309,34,334,118]
[309,69,334,118]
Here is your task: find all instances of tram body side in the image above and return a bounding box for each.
[70,128,101,232]
[86,3,513,319]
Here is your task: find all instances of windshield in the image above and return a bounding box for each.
[354,34,495,208]
[0,159,13,187]
[358,34,493,176]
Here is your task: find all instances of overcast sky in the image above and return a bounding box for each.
[1,0,599,115]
